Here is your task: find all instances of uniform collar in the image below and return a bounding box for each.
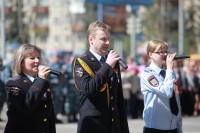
[23,72,36,82]
[149,63,165,74]
[90,50,103,62]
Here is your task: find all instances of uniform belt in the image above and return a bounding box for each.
[143,127,177,133]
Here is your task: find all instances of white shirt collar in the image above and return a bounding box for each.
[149,63,165,74]
[90,50,102,62]
[23,72,36,82]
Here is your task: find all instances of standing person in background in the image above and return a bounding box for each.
[129,67,142,119]
[173,61,188,116]
[185,60,199,116]
[196,61,200,115]
[48,52,64,123]
[120,66,132,118]
[63,55,79,123]
[0,58,12,121]
[140,40,182,133]
[4,44,56,133]
[72,21,129,133]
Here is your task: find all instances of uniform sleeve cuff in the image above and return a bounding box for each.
[99,63,115,80]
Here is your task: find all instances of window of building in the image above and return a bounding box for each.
[5,18,9,27]
[65,35,70,43]
[38,0,48,6]
[27,0,32,6]
[54,35,59,42]
[5,0,10,6]
[53,0,60,6]
[37,16,48,26]
[65,16,70,25]
[77,32,84,42]
[39,35,47,43]
[53,16,59,25]
[65,0,70,4]
[0,0,11,6]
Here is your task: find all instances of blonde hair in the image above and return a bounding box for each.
[146,40,168,58]
[12,43,42,77]
[87,21,111,40]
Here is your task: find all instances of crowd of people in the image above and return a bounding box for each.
[1,44,200,121]
[0,21,200,133]
[43,51,80,123]
[174,59,200,116]
[1,45,200,119]
[0,58,12,121]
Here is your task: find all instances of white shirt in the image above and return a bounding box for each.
[23,73,36,82]
[140,63,182,133]
[90,50,105,66]
[90,50,102,62]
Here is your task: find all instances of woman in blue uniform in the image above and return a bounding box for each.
[140,40,182,133]
[4,44,56,133]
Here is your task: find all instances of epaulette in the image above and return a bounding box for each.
[144,67,153,73]
[10,76,21,82]
[78,54,87,59]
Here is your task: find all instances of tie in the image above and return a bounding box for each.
[160,70,179,116]
[160,70,166,78]
[170,91,179,116]
[33,78,37,83]
[100,56,106,65]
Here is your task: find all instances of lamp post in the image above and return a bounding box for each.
[1,0,6,59]
[178,0,184,54]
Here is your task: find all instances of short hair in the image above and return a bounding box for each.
[12,43,42,77]
[146,40,168,58]
[86,21,111,40]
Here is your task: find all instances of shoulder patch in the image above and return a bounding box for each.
[148,75,159,87]
[78,54,87,59]
[75,66,83,77]
[10,87,20,96]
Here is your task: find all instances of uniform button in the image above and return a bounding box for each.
[112,107,114,111]
[111,96,113,100]
[110,86,112,88]
[44,118,47,122]
[44,104,47,108]
[112,118,114,122]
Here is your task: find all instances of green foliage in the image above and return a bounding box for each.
[6,0,28,43]
[123,35,130,56]
[142,0,163,41]
[142,0,199,53]
[184,1,200,53]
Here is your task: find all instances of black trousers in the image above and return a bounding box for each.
[79,116,111,133]
[143,127,177,133]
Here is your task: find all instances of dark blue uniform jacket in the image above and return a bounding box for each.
[73,50,129,133]
[4,73,56,133]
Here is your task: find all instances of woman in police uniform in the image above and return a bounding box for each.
[140,40,183,133]
[4,44,56,133]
